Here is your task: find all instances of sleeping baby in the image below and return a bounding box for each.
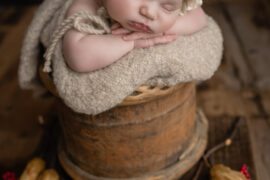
[62,0,207,72]
[19,0,223,115]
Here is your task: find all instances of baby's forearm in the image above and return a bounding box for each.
[165,7,207,35]
[62,30,134,72]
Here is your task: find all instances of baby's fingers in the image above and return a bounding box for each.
[111,28,131,35]
[134,39,155,48]
[153,34,179,45]
[134,34,178,48]
[123,32,162,41]
[123,32,147,41]
[110,23,121,30]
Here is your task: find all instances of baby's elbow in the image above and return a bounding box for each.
[199,10,207,29]
[63,48,85,73]
[65,54,102,73]
[196,7,207,30]
[62,32,97,72]
[188,9,207,35]
[63,42,98,73]
[62,48,94,72]
[66,58,89,73]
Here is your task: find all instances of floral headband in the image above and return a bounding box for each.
[178,0,203,16]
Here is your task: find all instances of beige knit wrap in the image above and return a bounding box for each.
[19,0,223,115]
[43,7,111,73]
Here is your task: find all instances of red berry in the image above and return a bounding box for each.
[240,164,251,180]
[2,172,18,180]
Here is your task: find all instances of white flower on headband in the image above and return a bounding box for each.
[178,0,203,16]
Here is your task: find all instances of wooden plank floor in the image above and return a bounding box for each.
[0,5,56,175]
[201,1,270,179]
[0,1,269,179]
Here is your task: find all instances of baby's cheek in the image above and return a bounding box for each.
[105,0,134,22]
[156,21,175,33]
[155,15,177,32]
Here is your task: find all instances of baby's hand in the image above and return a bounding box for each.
[110,23,179,49]
[111,23,132,35]
[123,32,179,49]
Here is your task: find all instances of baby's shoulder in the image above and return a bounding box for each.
[66,0,100,17]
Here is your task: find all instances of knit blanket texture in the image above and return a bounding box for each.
[19,0,223,115]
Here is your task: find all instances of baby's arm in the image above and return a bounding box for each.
[63,31,134,72]
[165,6,207,35]
[63,0,135,72]
[63,0,177,72]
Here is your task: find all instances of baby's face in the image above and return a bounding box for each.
[103,0,182,33]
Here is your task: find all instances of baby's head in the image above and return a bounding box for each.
[101,0,201,33]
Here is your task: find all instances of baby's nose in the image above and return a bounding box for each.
[139,6,156,20]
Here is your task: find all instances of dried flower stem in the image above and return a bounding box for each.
[192,116,242,180]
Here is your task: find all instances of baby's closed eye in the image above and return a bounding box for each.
[161,3,178,11]
[160,0,182,13]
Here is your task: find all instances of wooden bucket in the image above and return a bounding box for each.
[39,65,208,180]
